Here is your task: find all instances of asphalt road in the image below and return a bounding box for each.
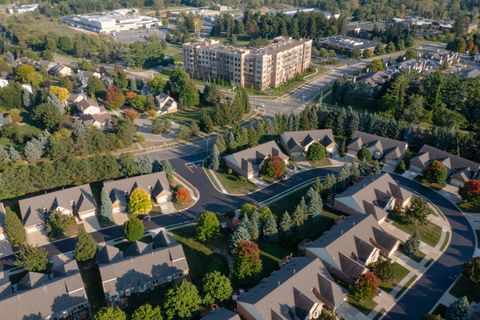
[0,149,474,319]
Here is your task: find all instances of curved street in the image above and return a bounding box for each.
[0,151,476,320]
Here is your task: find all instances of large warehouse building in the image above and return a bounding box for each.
[62,8,160,34]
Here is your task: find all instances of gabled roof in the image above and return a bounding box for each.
[99,233,188,294]
[0,264,87,319]
[305,215,399,280]
[223,140,288,173]
[280,129,336,154]
[347,131,407,161]
[410,145,480,178]
[237,257,347,319]
[201,308,240,320]
[18,184,96,227]
[98,244,122,264]
[334,173,412,218]
[103,172,172,205]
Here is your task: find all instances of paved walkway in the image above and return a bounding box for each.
[206,169,228,193]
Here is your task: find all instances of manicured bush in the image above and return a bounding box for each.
[306,142,326,161]
[123,218,144,242]
[423,160,448,184]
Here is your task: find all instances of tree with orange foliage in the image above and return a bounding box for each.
[126,91,137,101]
[459,179,480,206]
[124,108,139,121]
[175,187,191,203]
[350,271,378,302]
[106,86,126,110]
[233,240,262,283]
[260,155,285,178]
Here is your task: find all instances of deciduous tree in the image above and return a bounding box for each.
[306,142,326,161]
[423,160,448,184]
[445,296,469,320]
[202,271,233,305]
[463,257,480,284]
[350,272,378,302]
[123,217,144,242]
[129,187,153,215]
[75,230,97,262]
[15,244,49,272]
[175,187,191,203]
[93,307,126,320]
[196,211,220,242]
[163,280,202,320]
[233,241,262,283]
[131,304,162,320]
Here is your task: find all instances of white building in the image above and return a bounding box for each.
[62,9,160,34]
[0,78,8,88]
[8,4,39,14]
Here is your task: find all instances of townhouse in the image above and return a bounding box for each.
[409,145,480,187]
[280,129,337,158]
[236,256,347,319]
[223,141,289,179]
[347,131,408,166]
[98,230,189,304]
[18,184,97,235]
[155,93,178,115]
[103,171,173,215]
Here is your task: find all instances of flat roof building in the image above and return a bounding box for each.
[183,36,312,91]
[63,9,160,34]
[318,36,384,55]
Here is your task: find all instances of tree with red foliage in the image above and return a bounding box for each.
[350,271,378,302]
[423,160,448,184]
[106,86,126,110]
[459,179,480,206]
[233,240,262,283]
[260,155,286,178]
[175,187,191,204]
[123,108,139,121]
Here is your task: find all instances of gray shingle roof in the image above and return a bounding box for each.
[99,236,188,295]
[347,131,407,161]
[223,140,288,175]
[305,214,399,280]
[201,308,240,320]
[18,184,96,228]
[334,173,412,218]
[410,145,480,181]
[103,172,172,206]
[280,129,336,155]
[237,257,347,319]
[0,265,87,319]
[0,202,5,230]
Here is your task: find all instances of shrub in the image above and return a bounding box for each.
[129,187,153,215]
[260,155,285,178]
[459,179,480,206]
[175,187,191,203]
[463,257,480,284]
[306,142,326,161]
[350,272,378,302]
[196,211,220,241]
[46,211,77,239]
[357,147,372,161]
[123,218,145,242]
[423,160,448,184]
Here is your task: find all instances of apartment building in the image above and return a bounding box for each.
[183,36,312,91]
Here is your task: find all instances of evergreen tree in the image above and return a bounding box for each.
[334,108,347,136]
[72,118,87,138]
[161,160,173,176]
[5,210,26,246]
[307,187,323,218]
[0,148,9,163]
[100,187,113,222]
[291,197,307,227]
[24,138,43,163]
[210,144,220,171]
[262,213,278,240]
[248,211,260,241]
[279,211,292,234]
[15,244,48,272]
[445,296,469,320]
[230,224,251,253]
[136,155,153,174]
[9,146,21,162]
[74,230,97,262]
[403,232,420,256]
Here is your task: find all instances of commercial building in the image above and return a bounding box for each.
[63,9,160,34]
[7,4,39,14]
[183,36,312,91]
[409,145,480,187]
[318,35,384,55]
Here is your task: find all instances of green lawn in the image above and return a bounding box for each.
[171,226,229,285]
[414,176,446,191]
[377,262,410,293]
[214,170,258,194]
[257,239,293,279]
[449,275,480,302]
[389,211,442,247]
[309,157,332,167]
[348,295,377,316]
[125,284,171,316]
[161,106,215,126]
[401,247,426,263]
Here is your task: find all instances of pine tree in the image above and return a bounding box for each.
[279,211,292,234]
[210,144,220,171]
[100,187,113,222]
[248,212,260,241]
[9,146,21,162]
[445,296,469,320]
[72,118,87,138]
[0,148,9,163]
[136,155,153,174]
[230,224,251,253]
[161,160,173,176]
[24,138,43,163]
[262,213,278,240]
[307,187,323,218]
[403,232,420,256]
[291,197,307,227]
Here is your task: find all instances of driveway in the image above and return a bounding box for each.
[0,150,475,320]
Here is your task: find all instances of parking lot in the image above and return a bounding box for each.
[113,28,169,44]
